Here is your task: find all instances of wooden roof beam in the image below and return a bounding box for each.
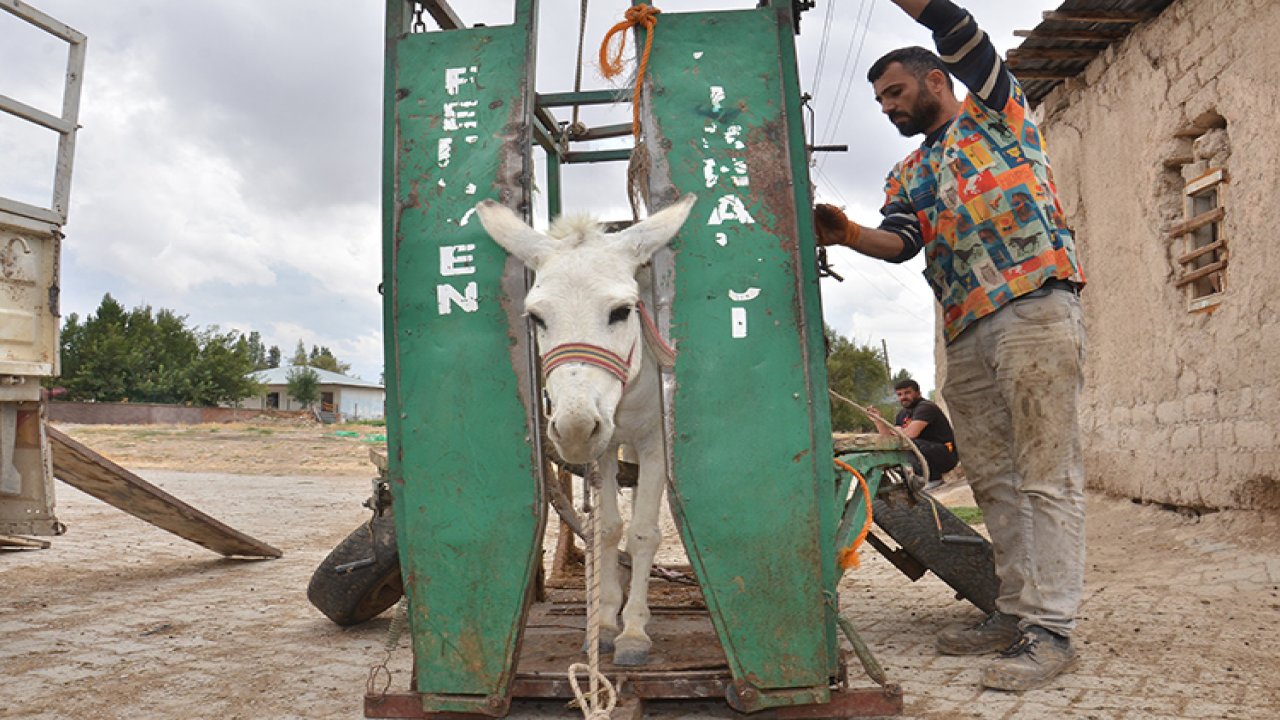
[1010,70,1079,81]
[1013,28,1127,41]
[1007,48,1101,61]
[1042,10,1153,24]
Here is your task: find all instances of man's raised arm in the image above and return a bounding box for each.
[889,0,1012,109]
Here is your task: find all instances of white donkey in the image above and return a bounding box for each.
[475,194,696,666]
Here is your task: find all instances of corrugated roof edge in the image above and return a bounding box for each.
[1008,0,1177,104]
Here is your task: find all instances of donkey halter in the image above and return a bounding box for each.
[538,303,672,391]
[541,342,634,387]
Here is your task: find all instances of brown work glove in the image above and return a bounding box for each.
[813,204,862,249]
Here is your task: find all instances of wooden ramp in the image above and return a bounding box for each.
[47,426,281,559]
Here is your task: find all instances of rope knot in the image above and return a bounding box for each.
[600,6,662,79]
[599,5,662,137]
[624,4,661,27]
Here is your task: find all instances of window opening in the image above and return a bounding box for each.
[1163,113,1229,312]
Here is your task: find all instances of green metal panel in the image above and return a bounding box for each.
[834,449,914,557]
[640,5,837,709]
[382,3,543,713]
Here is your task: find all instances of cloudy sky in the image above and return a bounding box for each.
[1,1,1058,387]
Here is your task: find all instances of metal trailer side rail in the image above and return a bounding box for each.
[0,0,86,535]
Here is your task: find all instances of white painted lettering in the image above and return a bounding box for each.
[707,194,756,225]
[731,307,748,338]
[440,245,477,277]
[444,66,477,96]
[437,282,479,314]
[709,86,725,113]
[443,101,479,131]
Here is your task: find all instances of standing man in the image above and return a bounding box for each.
[813,0,1087,692]
[867,378,958,483]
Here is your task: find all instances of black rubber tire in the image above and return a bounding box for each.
[872,485,1000,613]
[307,512,404,626]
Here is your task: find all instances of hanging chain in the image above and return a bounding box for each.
[411,2,427,33]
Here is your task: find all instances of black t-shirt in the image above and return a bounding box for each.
[894,399,955,447]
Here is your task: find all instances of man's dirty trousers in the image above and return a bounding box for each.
[942,287,1087,637]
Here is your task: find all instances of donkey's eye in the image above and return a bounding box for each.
[528,312,547,330]
[608,306,632,325]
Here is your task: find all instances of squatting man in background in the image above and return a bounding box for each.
[867,378,958,487]
[813,0,1088,692]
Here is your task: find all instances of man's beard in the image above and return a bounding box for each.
[891,91,943,137]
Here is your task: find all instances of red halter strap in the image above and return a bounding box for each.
[542,342,633,386]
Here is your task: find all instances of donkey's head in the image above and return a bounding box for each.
[475,195,695,463]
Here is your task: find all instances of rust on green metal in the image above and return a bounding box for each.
[381,1,543,712]
[640,4,838,709]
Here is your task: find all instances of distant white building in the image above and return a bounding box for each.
[240,366,385,420]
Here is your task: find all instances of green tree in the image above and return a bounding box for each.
[306,345,351,375]
[183,328,262,405]
[243,331,274,371]
[57,294,265,406]
[61,294,133,401]
[825,325,895,432]
[287,366,321,409]
[266,345,282,368]
[291,339,309,367]
[288,339,352,376]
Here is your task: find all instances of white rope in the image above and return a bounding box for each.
[567,465,616,720]
[829,388,931,486]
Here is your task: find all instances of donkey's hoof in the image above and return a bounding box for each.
[612,639,651,667]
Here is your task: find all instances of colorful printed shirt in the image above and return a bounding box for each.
[877,0,1086,342]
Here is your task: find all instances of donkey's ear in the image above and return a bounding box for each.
[475,200,553,270]
[615,193,696,264]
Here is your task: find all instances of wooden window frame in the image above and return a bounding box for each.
[1168,168,1228,312]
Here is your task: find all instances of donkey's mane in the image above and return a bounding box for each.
[547,214,601,247]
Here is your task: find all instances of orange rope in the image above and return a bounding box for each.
[598,4,661,137]
[834,459,874,570]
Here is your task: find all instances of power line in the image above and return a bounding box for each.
[808,0,838,99]
[819,0,876,167]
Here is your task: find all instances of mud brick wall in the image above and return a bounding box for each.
[1032,0,1280,509]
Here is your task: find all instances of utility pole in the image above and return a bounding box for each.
[880,338,893,380]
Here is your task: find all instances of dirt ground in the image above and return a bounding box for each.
[55,420,388,476]
[3,421,1279,719]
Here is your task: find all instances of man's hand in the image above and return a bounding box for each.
[866,404,896,439]
[888,0,929,20]
[814,204,861,248]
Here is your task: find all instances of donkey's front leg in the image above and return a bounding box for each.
[612,441,665,666]
[587,449,625,654]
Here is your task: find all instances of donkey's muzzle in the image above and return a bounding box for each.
[547,413,609,465]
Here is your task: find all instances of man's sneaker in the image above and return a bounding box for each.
[936,612,1021,655]
[980,626,1078,692]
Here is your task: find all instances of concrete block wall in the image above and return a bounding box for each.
[1035,0,1280,510]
